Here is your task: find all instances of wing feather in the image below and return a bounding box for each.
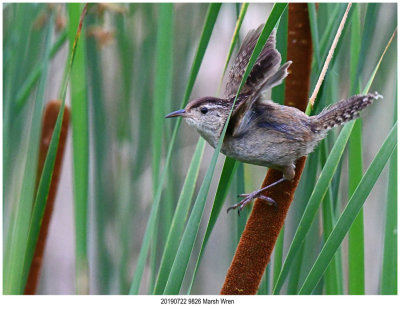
[225,26,281,98]
[225,25,292,137]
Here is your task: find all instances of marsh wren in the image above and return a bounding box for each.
[166,25,382,214]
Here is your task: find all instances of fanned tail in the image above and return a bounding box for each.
[311,92,382,134]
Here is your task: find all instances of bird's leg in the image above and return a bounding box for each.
[227,178,286,215]
[227,164,295,215]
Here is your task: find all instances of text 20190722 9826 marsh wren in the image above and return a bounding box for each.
[165,25,382,214]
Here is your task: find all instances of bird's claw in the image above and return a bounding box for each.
[227,192,277,215]
[227,196,253,216]
[256,195,277,209]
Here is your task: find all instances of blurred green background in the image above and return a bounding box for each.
[2,3,397,295]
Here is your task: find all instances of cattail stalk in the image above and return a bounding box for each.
[220,3,313,295]
[24,100,70,294]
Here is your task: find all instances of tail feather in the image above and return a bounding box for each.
[311,92,382,134]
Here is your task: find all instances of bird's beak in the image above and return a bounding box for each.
[165,109,186,118]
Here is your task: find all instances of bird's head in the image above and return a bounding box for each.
[165,97,232,143]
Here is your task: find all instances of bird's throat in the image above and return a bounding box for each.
[185,117,221,148]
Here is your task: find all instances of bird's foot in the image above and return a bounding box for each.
[227,191,277,216]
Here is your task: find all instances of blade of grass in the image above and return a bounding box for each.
[273,229,284,287]
[115,150,134,294]
[271,5,288,105]
[186,157,238,294]
[348,3,364,295]
[308,3,351,109]
[3,12,54,295]
[286,243,305,294]
[126,6,156,294]
[115,5,135,141]
[3,4,43,223]
[297,27,396,294]
[272,121,355,294]
[22,101,68,291]
[258,265,270,295]
[317,4,347,66]
[380,87,397,295]
[4,4,87,294]
[327,95,344,213]
[129,7,156,178]
[153,139,205,294]
[272,6,288,288]
[287,216,322,294]
[352,3,379,92]
[235,163,248,242]
[164,4,288,294]
[163,137,234,294]
[24,101,70,294]
[317,4,340,50]
[218,3,249,92]
[281,151,318,294]
[128,3,222,294]
[363,29,397,93]
[309,4,356,115]
[298,123,397,294]
[274,26,396,294]
[152,3,173,189]
[149,3,174,292]
[85,13,112,294]
[15,30,68,111]
[309,8,357,117]
[308,3,345,94]
[307,3,320,69]
[320,141,343,294]
[186,5,253,292]
[67,3,90,294]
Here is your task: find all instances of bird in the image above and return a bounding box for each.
[165,25,382,214]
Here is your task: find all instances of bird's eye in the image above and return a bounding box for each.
[200,107,208,114]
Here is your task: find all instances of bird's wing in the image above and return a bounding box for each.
[225,26,282,98]
[226,25,291,137]
[229,100,308,142]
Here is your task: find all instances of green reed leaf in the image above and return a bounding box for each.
[129,3,222,294]
[67,3,89,294]
[3,12,54,295]
[299,123,397,294]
